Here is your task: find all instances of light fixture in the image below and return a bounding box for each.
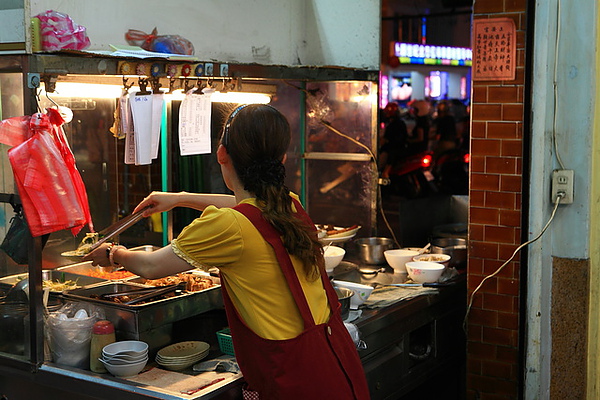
[41,82,271,104]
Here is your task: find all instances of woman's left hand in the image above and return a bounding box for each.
[82,243,112,267]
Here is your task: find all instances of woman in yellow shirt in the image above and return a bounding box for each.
[85,104,369,399]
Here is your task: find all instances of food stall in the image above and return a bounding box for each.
[0,50,467,399]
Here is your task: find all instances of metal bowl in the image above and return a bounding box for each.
[431,237,467,268]
[335,287,354,320]
[355,237,395,265]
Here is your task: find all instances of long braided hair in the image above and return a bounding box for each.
[221,104,323,280]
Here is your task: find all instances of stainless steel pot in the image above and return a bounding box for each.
[431,237,467,268]
[355,237,395,265]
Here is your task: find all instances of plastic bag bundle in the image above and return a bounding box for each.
[125,28,194,55]
[46,302,104,368]
[36,10,91,51]
[0,109,93,237]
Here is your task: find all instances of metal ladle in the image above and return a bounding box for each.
[358,267,386,275]
[4,278,29,302]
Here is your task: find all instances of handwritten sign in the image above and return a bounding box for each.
[178,92,212,155]
[472,18,516,81]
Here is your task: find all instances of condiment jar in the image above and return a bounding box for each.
[90,320,116,373]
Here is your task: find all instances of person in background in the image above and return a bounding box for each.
[83,104,370,399]
[406,100,431,156]
[378,101,408,177]
[432,100,459,158]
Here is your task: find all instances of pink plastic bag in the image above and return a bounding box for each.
[36,10,91,51]
[125,28,194,55]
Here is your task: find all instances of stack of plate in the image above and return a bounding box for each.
[155,341,210,371]
[100,340,149,377]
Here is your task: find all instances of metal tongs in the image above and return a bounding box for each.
[100,282,186,305]
[89,205,152,252]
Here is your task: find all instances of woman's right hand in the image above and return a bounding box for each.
[134,191,181,216]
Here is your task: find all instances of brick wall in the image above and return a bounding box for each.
[468,0,527,399]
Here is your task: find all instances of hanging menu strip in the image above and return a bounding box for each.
[179,92,212,156]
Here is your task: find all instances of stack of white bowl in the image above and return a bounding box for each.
[99,340,149,377]
[155,341,210,371]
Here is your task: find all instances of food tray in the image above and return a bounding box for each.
[61,276,222,334]
[216,328,235,356]
[0,269,104,291]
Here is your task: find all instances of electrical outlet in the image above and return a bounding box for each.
[551,169,574,204]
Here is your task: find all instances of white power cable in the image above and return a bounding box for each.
[463,193,564,331]
[553,0,566,170]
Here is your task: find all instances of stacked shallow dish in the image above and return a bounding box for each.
[155,341,210,371]
[100,340,149,377]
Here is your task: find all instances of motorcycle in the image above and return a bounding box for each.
[433,148,469,195]
[381,150,437,198]
[381,148,469,198]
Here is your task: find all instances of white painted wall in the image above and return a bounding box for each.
[28,0,380,69]
[527,0,598,398]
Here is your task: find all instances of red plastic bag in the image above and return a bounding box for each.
[36,10,91,51]
[2,109,93,237]
[125,28,194,55]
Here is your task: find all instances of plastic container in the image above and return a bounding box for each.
[90,320,116,373]
[216,328,235,356]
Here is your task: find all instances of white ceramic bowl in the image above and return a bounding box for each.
[384,249,420,273]
[405,261,445,283]
[100,357,148,377]
[101,353,148,365]
[324,246,346,274]
[102,340,148,358]
[412,253,451,267]
[333,280,374,309]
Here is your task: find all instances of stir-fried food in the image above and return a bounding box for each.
[144,273,215,292]
[62,232,99,258]
[42,279,80,292]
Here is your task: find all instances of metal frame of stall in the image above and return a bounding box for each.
[0,53,379,399]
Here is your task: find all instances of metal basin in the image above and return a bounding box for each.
[355,237,395,265]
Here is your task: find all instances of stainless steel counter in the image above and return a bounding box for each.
[0,257,465,400]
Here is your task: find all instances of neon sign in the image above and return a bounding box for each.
[393,42,472,67]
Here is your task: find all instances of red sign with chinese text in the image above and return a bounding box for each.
[473,18,516,81]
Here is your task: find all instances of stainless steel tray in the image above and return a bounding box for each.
[0,269,104,291]
[61,275,222,334]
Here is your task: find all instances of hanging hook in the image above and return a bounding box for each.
[33,88,42,113]
[149,76,162,94]
[168,77,178,93]
[45,90,60,108]
[136,77,151,95]
[182,78,196,93]
[122,76,134,92]
[196,78,207,91]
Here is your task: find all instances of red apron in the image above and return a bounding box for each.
[220,201,370,400]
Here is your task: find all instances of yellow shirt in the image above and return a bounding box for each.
[171,196,330,340]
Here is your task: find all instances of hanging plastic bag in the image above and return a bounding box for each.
[2,109,93,237]
[36,10,91,51]
[0,204,30,264]
[0,204,50,264]
[125,28,194,55]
